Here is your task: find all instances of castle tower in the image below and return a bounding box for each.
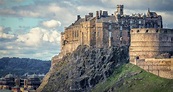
[117,5,124,15]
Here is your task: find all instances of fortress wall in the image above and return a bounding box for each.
[89,19,96,46]
[136,58,173,79]
[61,41,80,55]
[102,28,109,47]
[112,29,120,46]
[122,30,130,46]
[96,23,104,47]
[130,28,173,63]
[131,41,173,46]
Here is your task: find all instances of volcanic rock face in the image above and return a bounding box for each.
[37,45,129,92]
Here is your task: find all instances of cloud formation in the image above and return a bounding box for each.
[42,20,61,28]
[0,26,14,39]
[17,27,60,46]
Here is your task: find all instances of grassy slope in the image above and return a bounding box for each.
[92,63,173,92]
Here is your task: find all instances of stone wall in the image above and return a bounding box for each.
[96,22,130,48]
[130,28,173,64]
[135,58,173,79]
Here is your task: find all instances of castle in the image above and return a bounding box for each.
[61,5,162,55]
[59,5,173,79]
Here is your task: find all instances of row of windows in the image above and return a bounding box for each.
[160,37,173,41]
[133,30,168,33]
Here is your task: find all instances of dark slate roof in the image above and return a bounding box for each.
[96,15,117,23]
[73,18,85,25]
[66,18,84,29]
[147,11,157,17]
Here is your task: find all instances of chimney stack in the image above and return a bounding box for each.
[77,15,81,20]
[103,11,108,17]
[100,10,102,17]
[89,13,93,17]
[96,11,99,19]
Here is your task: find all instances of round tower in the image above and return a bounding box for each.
[129,28,173,64]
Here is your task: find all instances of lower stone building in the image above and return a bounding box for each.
[129,28,173,79]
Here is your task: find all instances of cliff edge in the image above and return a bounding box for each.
[37,45,129,92]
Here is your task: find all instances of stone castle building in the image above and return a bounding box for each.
[60,5,163,55]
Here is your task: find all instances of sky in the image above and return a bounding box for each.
[0,0,173,60]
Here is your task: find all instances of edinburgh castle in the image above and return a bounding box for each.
[58,5,173,79]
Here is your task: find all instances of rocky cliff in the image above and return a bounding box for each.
[37,45,129,92]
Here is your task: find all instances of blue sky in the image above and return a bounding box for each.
[0,0,173,60]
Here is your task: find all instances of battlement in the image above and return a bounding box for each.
[131,28,173,34]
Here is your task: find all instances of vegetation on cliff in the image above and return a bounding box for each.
[92,63,173,92]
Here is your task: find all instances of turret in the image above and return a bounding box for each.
[116,5,124,15]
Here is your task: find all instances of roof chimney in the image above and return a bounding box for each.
[89,13,93,17]
[77,15,81,20]
[100,10,102,17]
[103,11,108,17]
[96,11,99,19]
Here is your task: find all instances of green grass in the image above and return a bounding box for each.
[92,63,173,92]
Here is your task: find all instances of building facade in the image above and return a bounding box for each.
[60,5,163,55]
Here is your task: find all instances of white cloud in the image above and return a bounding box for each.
[42,20,61,28]
[0,26,14,39]
[16,27,61,46]
[6,46,13,49]
[18,10,41,17]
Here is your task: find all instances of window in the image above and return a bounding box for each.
[122,21,124,24]
[137,30,140,33]
[164,30,167,33]
[156,30,159,33]
[109,32,112,37]
[146,30,148,33]
[171,37,173,42]
[109,25,112,30]
[120,26,122,30]
[97,32,99,36]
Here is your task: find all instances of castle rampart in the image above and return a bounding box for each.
[135,58,173,79]
[130,28,173,64]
